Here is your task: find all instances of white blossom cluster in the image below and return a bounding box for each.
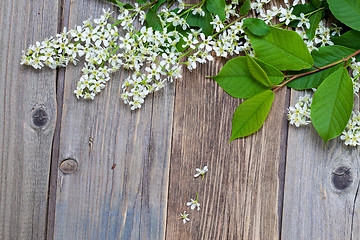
[21,1,252,110]
[288,94,312,127]
[340,111,360,146]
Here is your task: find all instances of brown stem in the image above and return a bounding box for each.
[273,49,360,92]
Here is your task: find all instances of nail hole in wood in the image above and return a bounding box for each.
[32,108,48,127]
[59,159,78,174]
[332,166,353,190]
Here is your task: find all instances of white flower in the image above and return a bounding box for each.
[279,7,297,25]
[194,166,208,179]
[187,193,200,211]
[179,211,190,224]
[297,13,310,29]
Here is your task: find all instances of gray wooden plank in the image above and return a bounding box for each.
[52,0,174,239]
[165,56,289,239]
[0,0,59,239]
[282,90,360,239]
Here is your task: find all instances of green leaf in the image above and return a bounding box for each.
[239,0,251,15]
[104,0,133,9]
[306,11,323,40]
[287,45,356,89]
[213,56,270,98]
[186,8,214,36]
[243,18,270,36]
[206,0,226,21]
[292,3,317,16]
[327,0,360,31]
[246,55,271,86]
[247,26,313,71]
[254,58,284,85]
[146,8,163,31]
[230,90,274,141]
[331,30,360,50]
[153,0,167,12]
[136,0,147,3]
[311,68,354,144]
[310,0,321,7]
[175,28,191,52]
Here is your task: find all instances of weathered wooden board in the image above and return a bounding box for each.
[0,0,58,239]
[282,90,360,239]
[52,0,174,239]
[165,57,289,239]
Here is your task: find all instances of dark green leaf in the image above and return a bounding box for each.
[292,3,317,16]
[327,0,360,31]
[311,68,354,144]
[287,45,355,89]
[239,0,251,16]
[246,55,271,86]
[230,90,274,141]
[104,0,133,9]
[213,56,270,98]
[146,8,163,31]
[175,28,191,52]
[310,0,321,7]
[136,0,147,4]
[186,8,214,36]
[253,58,284,85]
[153,0,166,12]
[306,11,323,40]
[331,30,360,50]
[247,26,313,71]
[206,0,226,21]
[243,18,270,36]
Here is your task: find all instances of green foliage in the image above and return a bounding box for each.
[292,3,317,16]
[247,26,313,71]
[306,11,323,40]
[230,90,274,141]
[310,0,321,8]
[104,0,133,9]
[146,8,163,31]
[206,0,226,21]
[253,58,284,85]
[287,45,356,89]
[311,68,354,144]
[213,57,271,99]
[239,0,251,16]
[136,0,147,4]
[186,8,214,36]
[332,30,360,50]
[327,0,360,31]
[246,55,271,86]
[153,0,167,12]
[243,18,270,36]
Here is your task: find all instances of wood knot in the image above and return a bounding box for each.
[59,159,78,174]
[332,166,353,190]
[32,108,48,127]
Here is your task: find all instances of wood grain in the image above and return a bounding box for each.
[281,90,360,240]
[165,56,290,239]
[52,0,175,239]
[0,0,58,239]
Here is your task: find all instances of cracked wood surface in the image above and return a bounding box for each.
[0,0,58,239]
[282,90,360,240]
[1,0,360,239]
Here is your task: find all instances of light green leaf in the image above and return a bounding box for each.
[206,0,226,20]
[230,90,274,141]
[327,0,360,31]
[306,11,323,40]
[213,56,270,98]
[331,30,360,50]
[186,8,213,36]
[146,8,163,31]
[253,58,284,85]
[243,18,270,36]
[246,55,271,86]
[311,68,354,144]
[239,0,251,15]
[247,26,313,71]
[287,45,355,89]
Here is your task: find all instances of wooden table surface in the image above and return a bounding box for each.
[1,0,359,239]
